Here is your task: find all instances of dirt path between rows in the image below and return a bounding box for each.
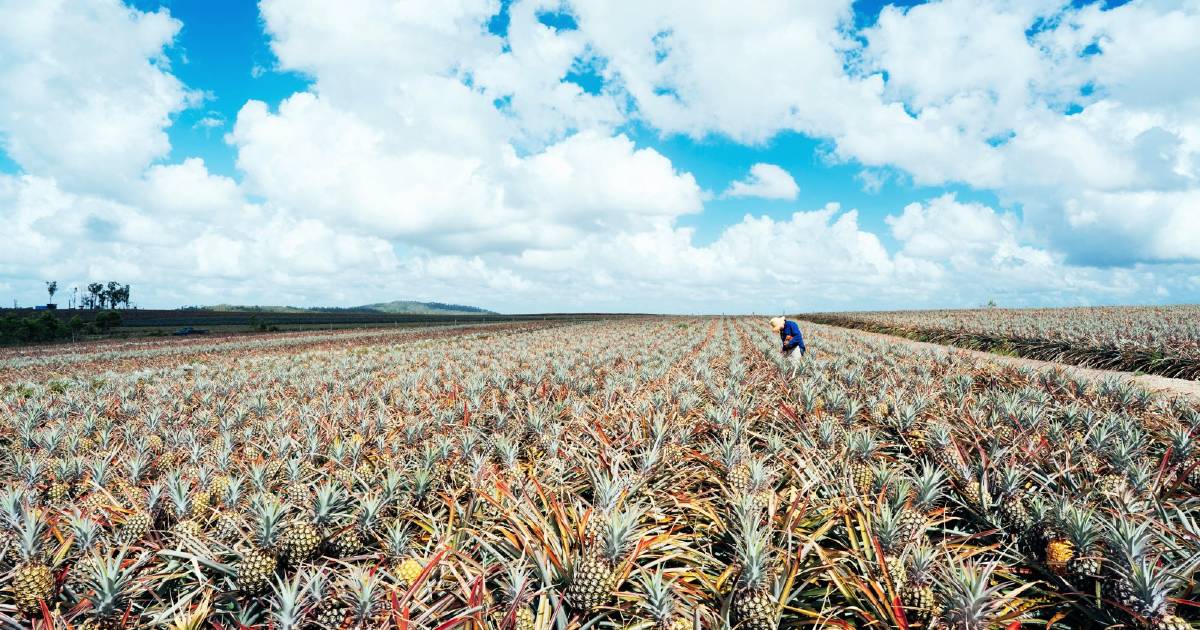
[829,325,1200,402]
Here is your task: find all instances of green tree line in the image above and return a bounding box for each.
[0,311,122,345]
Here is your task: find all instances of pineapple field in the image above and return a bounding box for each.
[1,317,1199,629]
[804,305,1200,380]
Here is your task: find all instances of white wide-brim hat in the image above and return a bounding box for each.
[769,316,786,331]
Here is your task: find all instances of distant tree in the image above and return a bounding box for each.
[121,284,131,308]
[95,310,122,332]
[986,299,998,308]
[67,315,84,341]
[45,281,57,305]
[105,282,121,310]
[87,283,104,309]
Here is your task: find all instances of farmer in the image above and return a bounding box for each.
[770,316,806,364]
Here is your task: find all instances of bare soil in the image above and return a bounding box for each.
[843,327,1200,402]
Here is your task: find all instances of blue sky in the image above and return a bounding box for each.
[110,0,960,248]
[1,0,1196,313]
[117,0,993,249]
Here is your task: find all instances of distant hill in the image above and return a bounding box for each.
[184,300,496,315]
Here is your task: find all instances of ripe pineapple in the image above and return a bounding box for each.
[566,506,641,612]
[1096,473,1127,496]
[1046,539,1074,576]
[726,453,752,497]
[731,521,776,630]
[395,556,425,589]
[236,496,286,594]
[189,489,211,521]
[208,474,231,503]
[900,546,939,625]
[11,509,54,616]
[846,431,879,495]
[959,475,990,512]
[175,518,203,539]
[47,481,72,504]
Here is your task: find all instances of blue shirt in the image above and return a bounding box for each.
[780,320,805,352]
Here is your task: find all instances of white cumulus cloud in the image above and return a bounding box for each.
[723,163,800,200]
[0,0,194,194]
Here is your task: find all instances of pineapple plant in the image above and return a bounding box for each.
[743,457,775,514]
[721,439,753,497]
[236,495,286,594]
[1115,556,1191,630]
[382,519,425,590]
[897,463,946,544]
[565,506,642,612]
[925,424,962,475]
[1026,494,1059,550]
[341,564,385,628]
[166,473,202,539]
[307,569,346,628]
[212,475,247,542]
[958,470,990,513]
[11,509,54,617]
[935,560,1007,630]
[582,465,625,548]
[64,510,104,598]
[731,520,776,630]
[872,503,909,587]
[846,431,879,496]
[493,563,538,630]
[281,481,344,565]
[638,568,690,630]
[993,467,1032,533]
[900,546,939,625]
[78,549,144,629]
[1102,516,1154,609]
[327,495,381,558]
[1062,506,1102,581]
[269,572,307,630]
